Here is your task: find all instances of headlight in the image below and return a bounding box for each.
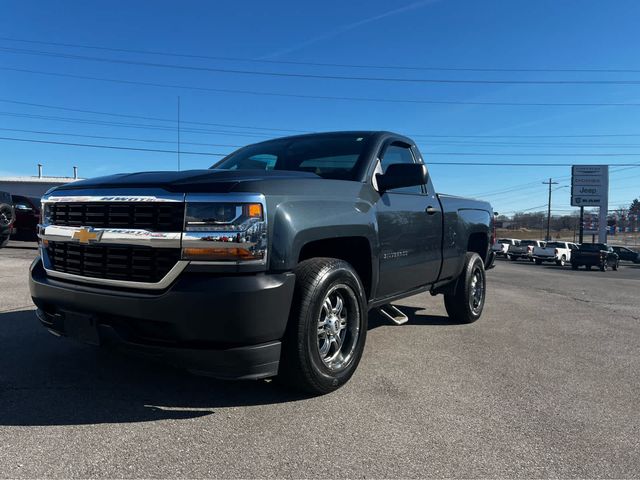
[182,202,267,263]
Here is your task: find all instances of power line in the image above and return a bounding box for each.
[0,136,227,156]
[0,111,275,138]
[7,115,640,157]
[6,67,640,109]
[7,46,640,85]
[0,98,307,133]
[0,127,243,147]
[4,36,640,74]
[11,99,640,145]
[8,96,640,145]
[411,132,640,139]
[3,134,640,166]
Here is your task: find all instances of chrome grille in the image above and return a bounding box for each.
[46,241,181,283]
[48,202,184,231]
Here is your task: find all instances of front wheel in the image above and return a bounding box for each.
[612,260,619,271]
[600,260,607,272]
[279,258,367,395]
[444,252,486,324]
[557,255,566,267]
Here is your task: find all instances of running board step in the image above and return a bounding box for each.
[377,304,408,325]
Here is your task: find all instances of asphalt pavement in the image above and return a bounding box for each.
[1,243,639,478]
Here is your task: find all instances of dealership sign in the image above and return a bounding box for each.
[571,165,609,206]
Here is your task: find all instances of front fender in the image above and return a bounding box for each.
[269,199,378,272]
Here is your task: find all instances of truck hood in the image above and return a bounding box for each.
[53,169,320,193]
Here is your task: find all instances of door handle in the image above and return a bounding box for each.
[425,206,437,215]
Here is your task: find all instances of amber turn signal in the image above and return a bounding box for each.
[246,203,263,218]
[182,246,262,261]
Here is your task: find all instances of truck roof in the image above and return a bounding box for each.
[239,131,416,148]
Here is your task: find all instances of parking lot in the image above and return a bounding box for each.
[1,242,639,478]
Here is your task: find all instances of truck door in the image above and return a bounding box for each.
[374,141,443,298]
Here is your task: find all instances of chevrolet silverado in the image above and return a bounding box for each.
[30,131,494,394]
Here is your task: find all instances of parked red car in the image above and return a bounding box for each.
[10,195,41,241]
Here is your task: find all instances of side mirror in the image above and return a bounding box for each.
[376,163,428,192]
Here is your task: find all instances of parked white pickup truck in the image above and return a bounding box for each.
[533,241,578,266]
[491,238,521,257]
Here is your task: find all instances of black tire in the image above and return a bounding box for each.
[600,260,607,272]
[535,259,543,265]
[612,260,619,271]
[443,252,486,324]
[279,258,367,395]
[0,202,14,249]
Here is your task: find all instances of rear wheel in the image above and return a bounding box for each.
[556,255,566,267]
[279,258,367,395]
[444,252,486,324]
[612,260,619,271]
[600,260,607,272]
[0,234,8,248]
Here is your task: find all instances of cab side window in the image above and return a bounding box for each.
[379,143,423,195]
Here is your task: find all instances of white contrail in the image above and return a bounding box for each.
[261,0,440,59]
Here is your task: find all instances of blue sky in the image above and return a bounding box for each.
[1,0,640,214]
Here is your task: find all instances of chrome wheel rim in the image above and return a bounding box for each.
[317,284,360,371]
[0,206,12,227]
[469,267,484,315]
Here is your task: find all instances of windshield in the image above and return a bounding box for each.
[545,242,564,248]
[520,240,537,246]
[211,133,374,180]
[580,243,607,251]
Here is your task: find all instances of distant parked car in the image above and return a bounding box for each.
[571,243,619,271]
[491,238,520,257]
[10,195,41,241]
[611,246,640,264]
[0,191,14,248]
[507,239,546,261]
[533,241,579,266]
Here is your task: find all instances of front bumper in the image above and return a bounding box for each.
[29,258,296,379]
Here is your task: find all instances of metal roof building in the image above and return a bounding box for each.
[0,165,82,197]
[0,176,81,197]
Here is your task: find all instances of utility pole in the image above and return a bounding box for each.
[579,206,584,244]
[177,96,181,171]
[543,178,558,241]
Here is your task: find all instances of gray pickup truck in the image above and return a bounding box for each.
[30,131,494,394]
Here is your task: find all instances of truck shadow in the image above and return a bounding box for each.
[0,309,307,427]
[0,307,449,427]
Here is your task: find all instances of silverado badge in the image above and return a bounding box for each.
[72,227,102,244]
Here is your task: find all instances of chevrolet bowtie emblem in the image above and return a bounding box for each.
[72,227,102,244]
